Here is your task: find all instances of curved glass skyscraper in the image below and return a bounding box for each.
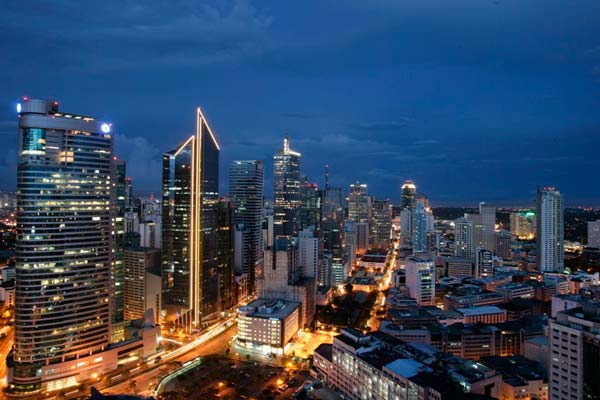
[14,99,113,388]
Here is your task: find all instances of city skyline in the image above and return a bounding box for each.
[1,2,600,205]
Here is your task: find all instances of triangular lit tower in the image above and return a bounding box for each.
[162,107,220,331]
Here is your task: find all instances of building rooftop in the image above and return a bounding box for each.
[314,343,333,361]
[238,298,300,319]
[384,358,430,379]
[456,306,505,316]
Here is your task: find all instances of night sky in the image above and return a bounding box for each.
[1,1,599,206]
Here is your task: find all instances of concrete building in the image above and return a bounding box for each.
[237,298,300,353]
[476,248,494,278]
[123,247,162,324]
[405,256,435,306]
[370,199,392,249]
[549,303,600,400]
[348,182,370,224]
[494,230,512,261]
[298,227,320,280]
[456,306,507,324]
[454,217,474,259]
[587,219,600,248]
[536,187,564,272]
[229,160,264,295]
[510,210,536,240]
[258,238,316,328]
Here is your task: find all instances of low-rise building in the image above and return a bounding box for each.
[457,306,507,324]
[237,298,300,353]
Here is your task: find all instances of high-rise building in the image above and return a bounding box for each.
[112,157,127,323]
[587,220,600,248]
[229,160,264,294]
[549,303,600,400]
[536,187,564,272]
[466,202,496,252]
[370,199,392,249]
[494,230,512,260]
[454,217,474,259]
[510,210,536,240]
[348,182,370,223]
[412,199,429,253]
[401,179,417,211]
[321,187,345,284]
[258,238,315,328]
[14,99,113,388]
[476,248,494,278]
[217,198,235,313]
[162,107,220,328]
[299,180,321,231]
[405,256,435,306]
[298,227,319,280]
[273,137,301,239]
[400,207,412,243]
[123,247,162,324]
[478,202,496,251]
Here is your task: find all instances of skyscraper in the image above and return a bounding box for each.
[14,99,113,388]
[478,202,496,251]
[370,199,392,249]
[465,202,496,251]
[401,179,417,211]
[217,198,235,313]
[299,180,321,231]
[273,136,301,239]
[112,157,126,323]
[229,160,264,294]
[454,217,473,259]
[162,107,220,328]
[348,182,370,223]
[536,186,564,272]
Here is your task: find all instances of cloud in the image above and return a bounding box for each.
[0,0,274,72]
[114,134,162,193]
[347,118,413,131]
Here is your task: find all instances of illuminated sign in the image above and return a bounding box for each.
[101,123,111,133]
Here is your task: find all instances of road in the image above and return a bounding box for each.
[0,329,13,389]
[103,323,237,397]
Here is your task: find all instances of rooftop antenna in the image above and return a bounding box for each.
[325,164,329,191]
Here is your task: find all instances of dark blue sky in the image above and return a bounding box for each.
[1,1,599,206]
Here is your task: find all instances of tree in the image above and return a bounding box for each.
[344,283,353,295]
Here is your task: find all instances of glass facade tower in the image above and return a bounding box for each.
[229,160,264,294]
[162,108,220,329]
[14,99,113,388]
[273,137,301,239]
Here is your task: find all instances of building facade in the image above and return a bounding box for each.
[13,99,114,389]
[161,107,220,328]
[536,187,564,272]
[405,256,435,306]
[273,137,301,239]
